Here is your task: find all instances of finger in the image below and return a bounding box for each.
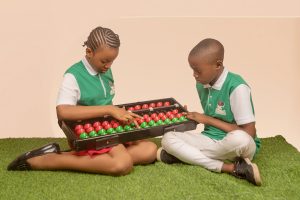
[181,112,188,116]
[133,119,140,129]
[129,112,142,118]
[184,105,188,111]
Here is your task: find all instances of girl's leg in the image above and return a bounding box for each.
[27,144,133,176]
[125,140,157,165]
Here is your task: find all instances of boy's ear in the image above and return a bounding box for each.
[216,60,223,69]
[85,47,94,58]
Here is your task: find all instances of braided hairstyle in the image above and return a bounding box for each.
[83,27,120,51]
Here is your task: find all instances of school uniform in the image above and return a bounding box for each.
[161,68,261,172]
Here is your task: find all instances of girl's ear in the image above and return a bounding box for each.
[86,47,94,58]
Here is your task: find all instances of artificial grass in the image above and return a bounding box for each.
[0,135,299,200]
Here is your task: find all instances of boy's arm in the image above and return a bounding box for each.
[187,112,256,138]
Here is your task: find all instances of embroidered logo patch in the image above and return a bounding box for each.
[215,100,226,115]
[109,81,115,95]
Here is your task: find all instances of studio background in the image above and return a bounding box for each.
[1,0,299,150]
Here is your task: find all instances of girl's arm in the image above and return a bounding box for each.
[56,105,141,124]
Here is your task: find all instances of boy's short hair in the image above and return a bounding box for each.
[189,38,224,64]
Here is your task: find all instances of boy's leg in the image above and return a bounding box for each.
[125,140,157,165]
[161,129,261,185]
[201,130,256,161]
[26,144,133,176]
[161,131,223,172]
[200,130,261,185]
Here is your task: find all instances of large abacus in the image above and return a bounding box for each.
[61,98,197,151]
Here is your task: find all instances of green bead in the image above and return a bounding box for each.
[79,132,88,139]
[124,125,131,131]
[116,126,124,133]
[98,129,106,135]
[164,119,171,124]
[172,118,179,123]
[130,123,136,127]
[179,116,186,122]
[88,131,98,137]
[156,120,163,125]
[106,128,115,134]
[148,120,155,126]
[140,122,148,128]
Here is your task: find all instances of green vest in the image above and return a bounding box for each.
[196,72,261,152]
[65,61,115,106]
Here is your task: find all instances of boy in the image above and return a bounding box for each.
[157,38,261,186]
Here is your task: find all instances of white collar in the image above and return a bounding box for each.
[82,57,98,76]
[204,67,228,90]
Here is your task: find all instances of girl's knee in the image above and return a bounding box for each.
[110,156,133,176]
[144,141,158,162]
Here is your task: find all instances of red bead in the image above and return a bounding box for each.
[160,115,167,121]
[172,109,179,115]
[93,121,101,128]
[74,125,83,131]
[166,111,172,117]
[151,113,157,119]
[128,107,134,111]
[153,116,160,122]
[143,114,150,120]
[156,102,163,107]
[142,104,149,109]
[149,103,156,108]
[160,115,168,121]
[76,128,85,135]
[137,118,145,124]
[145,118,151,123]
[134,105,141,110]
[168,114,175,120]
[102,121,109,127]
[94,126,103,132]
[164,102,170,106]
[112,123,119,129]
[85,127,94,133]
[110,120,117,125]
[158,113,164,118]
[104,124,112,130]
[83,123,92,129]
[176,113,182,118]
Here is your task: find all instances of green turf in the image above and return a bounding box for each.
[0,135,299,200]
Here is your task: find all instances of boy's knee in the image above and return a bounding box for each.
[161,131,177,147]
[228,130,253,148]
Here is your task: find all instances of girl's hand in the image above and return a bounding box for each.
[109,106,141,127]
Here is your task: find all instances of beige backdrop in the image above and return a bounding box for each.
[0,1,300,150]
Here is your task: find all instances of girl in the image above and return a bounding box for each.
[8,26,157,175]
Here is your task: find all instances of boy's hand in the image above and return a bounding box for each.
[109,106,141,128]
[186,112,208,124]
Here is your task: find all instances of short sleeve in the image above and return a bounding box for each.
[229,84,255,125]
[56,73,80,106]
